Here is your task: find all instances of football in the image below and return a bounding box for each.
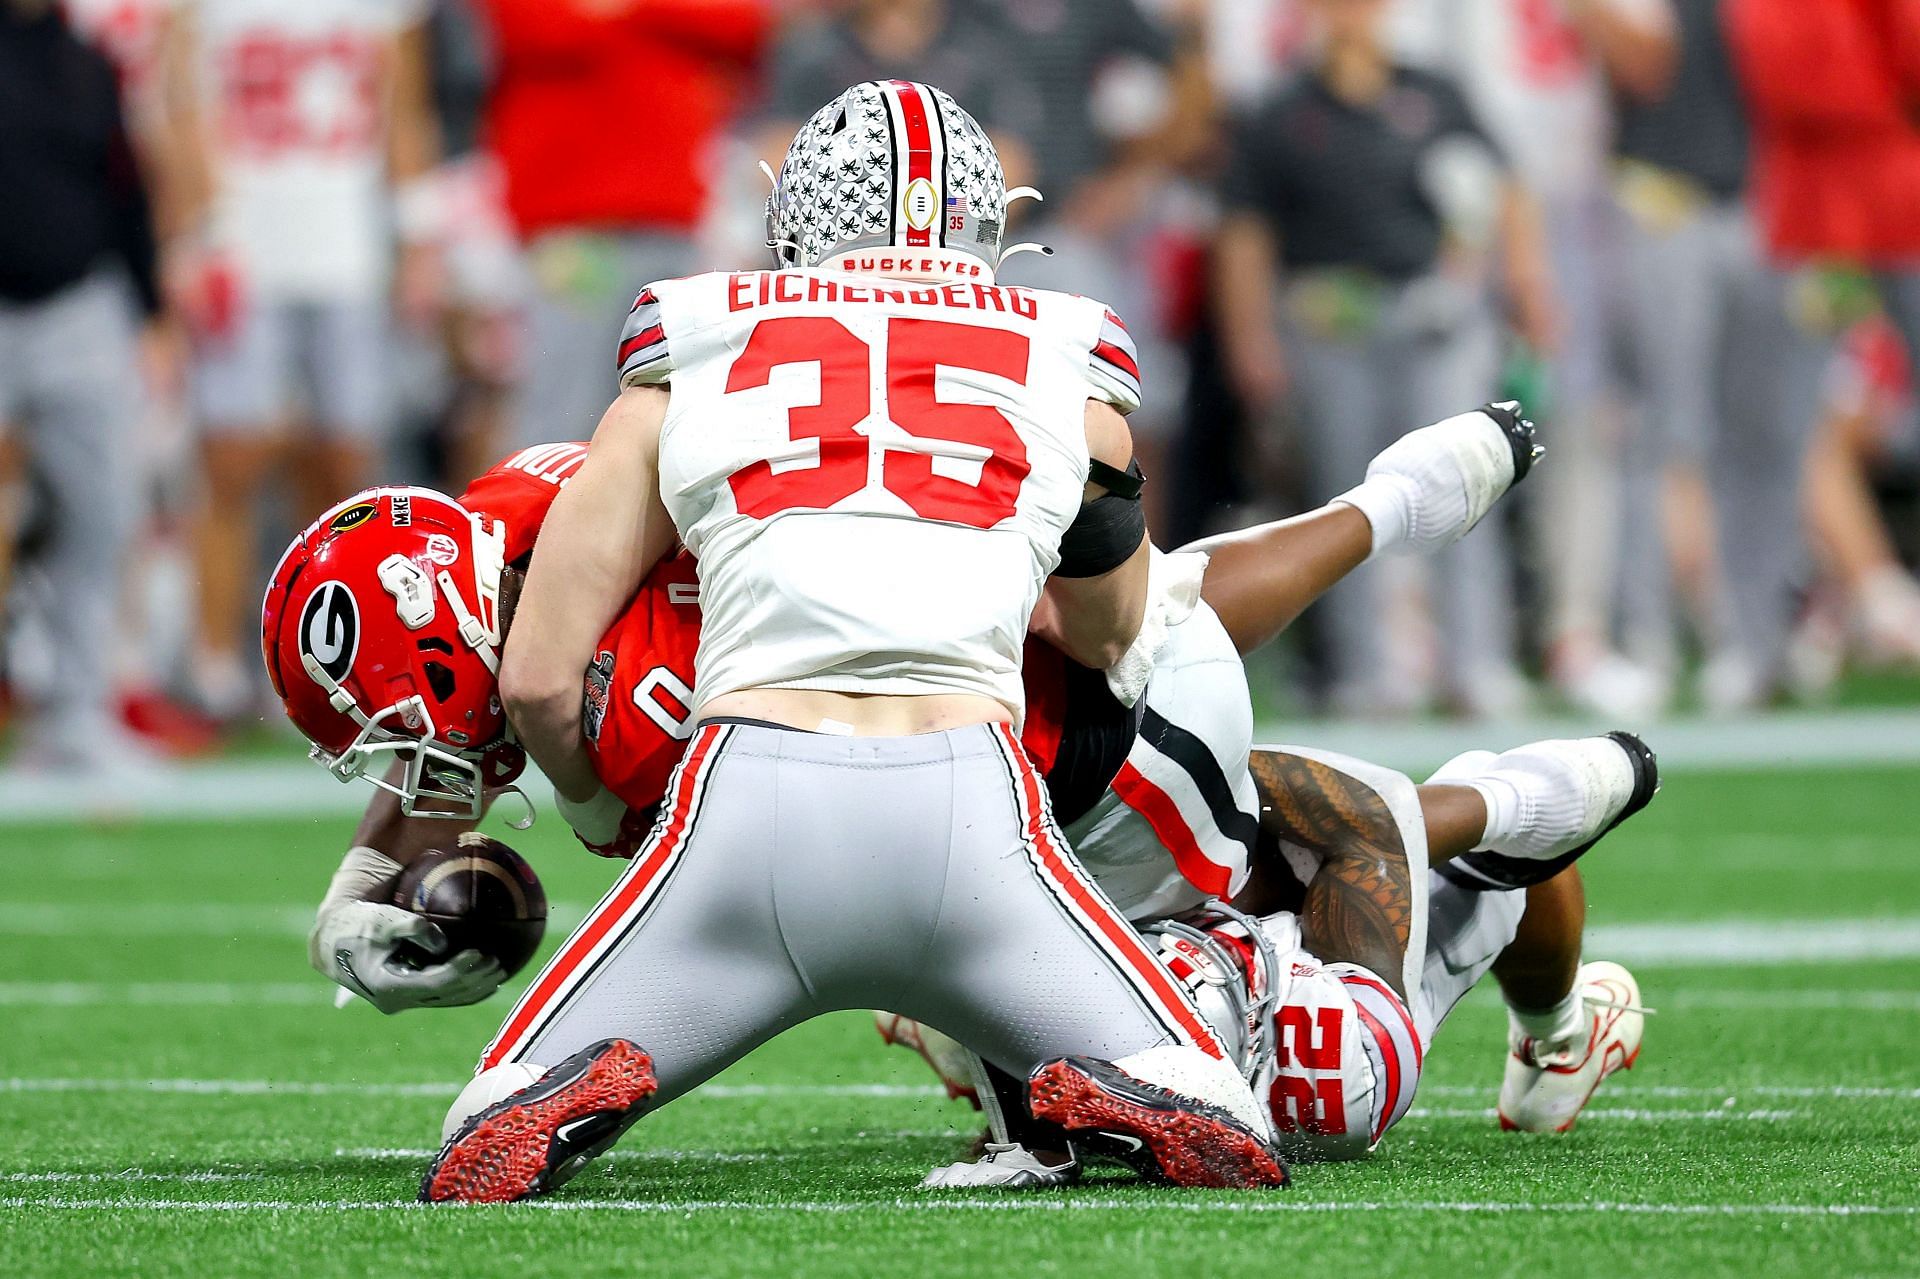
[390,833,548,977]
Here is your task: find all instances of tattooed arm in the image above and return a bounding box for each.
[1238,749,1416,1002]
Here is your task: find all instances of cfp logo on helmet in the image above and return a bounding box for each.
[902,178,939,232]
[299,581,361,684]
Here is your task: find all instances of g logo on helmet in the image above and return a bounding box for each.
[902,178,939,232]
[299,581,360,684]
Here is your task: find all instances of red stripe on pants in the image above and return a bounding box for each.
[996,725,1224,1058]
[481,725,723,1069]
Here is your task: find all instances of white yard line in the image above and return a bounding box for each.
[0,904,316,936]
[1255,707,1920,773]
[1406,1107,1800,1122]
[1585,918,1920,965]
[9,1077,1917,1102]
[1,1172,259,1184]
[0,983,323,1007]
[1,1195,1914,1218]
[1654,990,1920,1011]
[0,1078,947,1099]
[1404,1084,1920,1100]
[5,708,1919,823]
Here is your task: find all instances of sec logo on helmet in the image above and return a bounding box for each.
[299,581,361,683]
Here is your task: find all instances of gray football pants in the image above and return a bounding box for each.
[1615,198,1827,673]
[510,231,696,448]
[479,721,1225,1097]
[1277,275,1514,709]
[0,271,136,749]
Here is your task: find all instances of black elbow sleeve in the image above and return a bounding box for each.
[1055,460,1147,578]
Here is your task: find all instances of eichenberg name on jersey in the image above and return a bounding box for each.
[726,271,1042,321]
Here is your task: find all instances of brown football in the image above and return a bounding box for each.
[391,833,548,977]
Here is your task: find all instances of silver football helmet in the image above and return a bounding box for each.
[1141,905,1282,1086]
[766,80,1039,282]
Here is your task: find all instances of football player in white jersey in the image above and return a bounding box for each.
[920,733,1657,1186]
[184,0,438,722]
[420,80,1297,1202]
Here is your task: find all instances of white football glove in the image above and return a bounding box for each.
[1334,401,1543,557]
[921,1143,1079,1190]
[307,847,505,1015]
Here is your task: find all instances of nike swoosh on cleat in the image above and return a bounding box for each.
[553,1116,605,1146]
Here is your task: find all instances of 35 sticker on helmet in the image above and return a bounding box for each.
[299,581,360,684]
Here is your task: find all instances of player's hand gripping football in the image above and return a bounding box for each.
[308,899,505,1015]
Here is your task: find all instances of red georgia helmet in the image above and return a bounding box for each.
[261,487,525,818]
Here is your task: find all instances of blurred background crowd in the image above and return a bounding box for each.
[5,0,1920,780]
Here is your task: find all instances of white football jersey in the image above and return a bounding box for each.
[1064,600,1258,920]
[192,0,421,300]
[1250,914,1424,1161]
[620,268,1144,716]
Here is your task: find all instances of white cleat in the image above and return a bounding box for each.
[920,1143,1079,1190]
[1340,402,1543,556]
[873,1012,980,1108]
[1499,961,1647,1133]
[1430,732,1659,891]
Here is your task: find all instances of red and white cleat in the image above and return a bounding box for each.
[420,1038,657,1203]
[1498,961,1646,1133]
[874,1012,981,1108]
[1026,1056,1290,1189]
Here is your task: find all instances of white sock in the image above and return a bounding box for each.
[1467,756,1594,859]
[1467,773,1524,852]
[1331,473,1416,558]
[1508,986,1586,1048]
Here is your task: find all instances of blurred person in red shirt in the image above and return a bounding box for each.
[480,0,768,450]
[1727,0,1920,273]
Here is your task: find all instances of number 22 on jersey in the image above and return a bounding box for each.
[724,316,1033,529]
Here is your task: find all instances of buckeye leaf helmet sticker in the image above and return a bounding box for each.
[299,581,361,684]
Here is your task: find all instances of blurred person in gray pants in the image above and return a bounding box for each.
[0,0,154,773]
[1212,0,1556,717]
[1608,0,1829,711]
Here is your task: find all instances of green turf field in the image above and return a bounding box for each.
[3,763,1917,1277]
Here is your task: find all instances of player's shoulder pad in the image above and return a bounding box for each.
[1083,302,1142,416]
[617,285,673,388]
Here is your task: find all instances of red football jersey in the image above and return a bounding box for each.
[458,441,591,563]
[461,442,1069,817]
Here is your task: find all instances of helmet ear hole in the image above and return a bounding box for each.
[423,660,457,703]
